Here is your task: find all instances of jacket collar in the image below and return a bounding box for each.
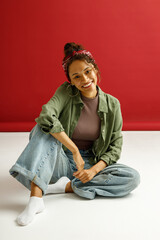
[70,83,108,113]
[97,85,108,113]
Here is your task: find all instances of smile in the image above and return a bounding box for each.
[82,81,93,88]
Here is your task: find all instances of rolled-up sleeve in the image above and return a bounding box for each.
[99,102,123,166]
[35,83,68,134]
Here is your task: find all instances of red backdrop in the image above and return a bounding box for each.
[1,0,160,131]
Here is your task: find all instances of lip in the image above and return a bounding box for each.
[82,81,93,88]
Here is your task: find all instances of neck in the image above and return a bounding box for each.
[80,88,98,99]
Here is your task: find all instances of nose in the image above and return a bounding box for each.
[81,73,89,83]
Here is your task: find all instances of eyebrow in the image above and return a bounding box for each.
[72,67,90,76]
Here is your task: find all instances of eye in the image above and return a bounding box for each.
[86,70,91,74]
[74,75,80,79]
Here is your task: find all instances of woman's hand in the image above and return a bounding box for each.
[72,151,85,171]
[73,168,97,184]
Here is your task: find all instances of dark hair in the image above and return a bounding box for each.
[63,42,101,83]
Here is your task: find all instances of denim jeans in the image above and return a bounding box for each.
[9,124,140,200]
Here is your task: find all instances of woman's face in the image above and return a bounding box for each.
[68,60,98,98]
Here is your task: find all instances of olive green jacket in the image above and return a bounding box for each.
[35,81,123,166]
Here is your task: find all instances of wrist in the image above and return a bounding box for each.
[91,160,108,175]
[91,165,99,175]
[71,146,79,155]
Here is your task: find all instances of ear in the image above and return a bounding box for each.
[70,81,74,86]
[94,68,98,74]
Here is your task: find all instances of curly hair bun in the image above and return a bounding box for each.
[64,42,85,57]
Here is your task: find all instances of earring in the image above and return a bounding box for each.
[66,84,79,97]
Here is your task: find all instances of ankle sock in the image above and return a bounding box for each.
[17,196,45,226]
[45,176,71,194]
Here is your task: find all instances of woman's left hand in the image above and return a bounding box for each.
[73,168,96,183]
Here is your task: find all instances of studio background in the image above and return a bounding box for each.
[1,0,160,132]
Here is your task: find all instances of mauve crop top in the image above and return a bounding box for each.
[71,88,101,150]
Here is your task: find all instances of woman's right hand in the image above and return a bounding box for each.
[72,150,85,171]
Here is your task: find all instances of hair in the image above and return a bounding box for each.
[63,42,101,83]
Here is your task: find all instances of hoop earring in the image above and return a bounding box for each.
[66,84,79,97]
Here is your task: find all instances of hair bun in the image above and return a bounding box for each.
[64,42,84,57]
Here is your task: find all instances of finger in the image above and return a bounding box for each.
[73,170,80,176]
[79,175,88,182]
[73,170,84,177]
[74,173,84,179]
[80,177,89,183]
[74,172,86,180]
[81,174,93,182]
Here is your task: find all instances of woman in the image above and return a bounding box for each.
[9,42,140,226]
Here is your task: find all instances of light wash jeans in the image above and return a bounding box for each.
[9,124,140,200]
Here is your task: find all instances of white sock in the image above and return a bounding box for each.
[45,176,71,194]
[17,196,45,226]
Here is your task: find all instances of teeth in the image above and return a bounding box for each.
[83,81,92,88]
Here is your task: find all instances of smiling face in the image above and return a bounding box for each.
[68,60,98,98]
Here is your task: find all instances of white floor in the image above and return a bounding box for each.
[0,131,160,240]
